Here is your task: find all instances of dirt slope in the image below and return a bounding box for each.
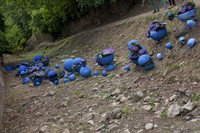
[2,0,200,133]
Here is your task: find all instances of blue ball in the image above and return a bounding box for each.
[20,71,26,75]
[106,64,116,71]
[179,37,186,45]
[6,67,13,71]
[156,53,163,60]
[74,58,83,64]
[166,43,173,49]
[99,55,103,59]
[80,66,91,78]
[188,38,195,48]
[69,74,76,81]
[64,75,68,78]
[64,79,68,83]
[36,82,40,86]
[35,55,43,61]
[68,72,72,76]
[63,59,74,72]
[55,64,60,69]
[16,64,20,68]
[54,80,59,85]
[186,20,196,28]
[125,65,130,71]
[94,71,99,76]
[138,54,151,65]
[102,71,107,76]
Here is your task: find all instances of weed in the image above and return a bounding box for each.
[149,99,155,105]
[109,73,115,79]
[74,90,81,96]
[172,64,180,69]
[161,110,168,119]
[190,93,200,102]
[121,107,129,115]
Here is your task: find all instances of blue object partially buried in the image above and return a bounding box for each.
[177,9,196,22]
[22,78,30,84]
[102,71,107,76]
[6,67,13,71]
[150,28,167,41]
[179,37,186,45]
[138,54,154,70]
[166,43,173,49]
[63,59,74,72]
[106,64,116,71]
[188,38,195,48]
[80,66,91,78]
[98,54,114,66]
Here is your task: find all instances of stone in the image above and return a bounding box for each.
[92,87,99,92]
[153,103,162,112]
[137,129,144,133]
[111,89,121,96]
[143,105,152,111]
[188,107,200,116]
[182,101,194,111]
[192,82,198,85]
[60,101,68,107]
[179,88,187,93]
[136,91,144,98]
[165,99,169,106]
[191,118,198,122]
[185,90,192,97]
[169,93,178,102]
[154,124,158,128]
[59,118,65,124]
[62,128,70,133]
[167,103,181,117]
[145,123,154,130]
[115,112,122,119]
[112,108,121,119]
[96,124,106,131]
[107,124,118,132]
[124,129,131,133]
[143,96,150,102]
[111,102,119,106]
[87,120,94,126]
[44,91,56,96]
[40,125,48,132]
[35,112,42,116]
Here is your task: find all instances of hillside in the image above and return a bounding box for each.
[2,0,200,133]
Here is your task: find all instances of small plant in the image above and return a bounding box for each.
[94,48,115,63]
[161,110,168,119]
[149,99,156,105]
[129,42,147,60]
[74,90,80,96]
[121,107,129,115]
[178,1,195,15]
[190,93,200,102]
[172,64,180,69]
[145,21,166,38]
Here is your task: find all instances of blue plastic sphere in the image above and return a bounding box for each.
[22,78,30,84]
[55,64,60,69]
[150,28,167,41]
[54,80,59,85]
[64,75,68,78]
[74,58,83,64]
[125,65,130,71]
[186,20,196,28]
[94,71,99,76]
[36,82,40,86]
[102,71,107,76]
[179,37,186,45]
[99,55,103,59]
[69,74,76,81]
[16,64,20,68]
[166,43,173,49]
[188,38,195,48]
[138,55,150,65]
[64,79,68,83]
[35,55,43,61]
[106,64,116,71]
[20,71,26,75]
[128,40,140,50]
[63,59,74,72]
[68,72,72,76]
[47,71,58,82]
[80,66,91,78]
[156,53,163,60]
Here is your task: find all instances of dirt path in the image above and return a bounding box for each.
[2,1,200,133]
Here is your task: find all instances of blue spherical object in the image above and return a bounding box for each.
[36,82,40,86]
[69,74,76,81]
[18,65,28,74]
[150,28,167,41]
[16,64,20,68]
[156,53,163,60]
[22,78,30,84]
[94,71,99,76]
[64,79,68,83]
[63,59,74,72]
[20,71,26,75]
[68,72,72,76]
[187,20,196,28]
[125,65,130,71]
[80,66,91,78]
[74,58,83,64]
[138,55,154,70]
[98,54,114,66]
[179,37,186,45]
[106,64,116,71]
[128,40,140,50]
[48,71,58,82]
[188,38,195,48]
[6,67,13,71]
[35,55,43,61]
[54,80,59,85]
[168,12,175,21]
[32,78,43,84]
[55,64,60,69]
[64,75,68,78]
[102,71,107,76]
[177,9,196,22]
[166,43,173,49]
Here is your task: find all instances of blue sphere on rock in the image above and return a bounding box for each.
[63,59,74,72]
[156,53,163,60]
[102,71,107,76]
[166,43,173,49]
[80,66,91,78]
[125,65,130,71]
[69,74,76,81]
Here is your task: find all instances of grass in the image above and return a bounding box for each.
[190,93,200,102]
[172,64,180,69]
[149,99,155,105]
[161,110,168,119]
[74,90,81,96]
[121,107,129,115]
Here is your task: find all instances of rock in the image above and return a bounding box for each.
[154,124,158,128]
[103,94,111,99]
[182,101,194,111]
[78,94,84,98]
[112,108,121,119]
[143,96,150,102]
[165,99,169,106]
[185,90,192,97]
[59,118,65,124]
[137,129,144,133]
[60,101,68,107]
[179,88,187,93]
[169,93,178,102]
[35,112,42,116]
[111,101,119,106]
[92,87,99,92]
[167,103,181,117]
[191,118,198,122]
[96,124,106,131]
[143,105,152,111]
[111,89,121,96]
[124,129,131,133]
[192,82,198,85]
[107,124,118,132]
[39,125,48,133]
[145,123,154,130]
[44,91,56,96]
[87,120,94,126]
[116,94,127,102]
[136,91,144,98]
[153,103,162,112]
[115,112,122,119]
[62,128,70,133]
[188,107,200,116]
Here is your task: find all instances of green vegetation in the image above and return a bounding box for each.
[0,0,118,54]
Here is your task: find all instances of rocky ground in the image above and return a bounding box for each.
[2,0,200,133]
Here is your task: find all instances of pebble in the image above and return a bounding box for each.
[60,101,68,107]
[185,90,192,97]
[179,88,187,93]
[145,123,154,130]
[62,128,70,133]
[143,105,152,111]
[124,129,131,133]
[44,91,56,96]
[167,103,181,117]
[136,91,144,98]
[182,101,194,111]
[87,120,95,126]
[107,124,118,132]
[96,124,106,131]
